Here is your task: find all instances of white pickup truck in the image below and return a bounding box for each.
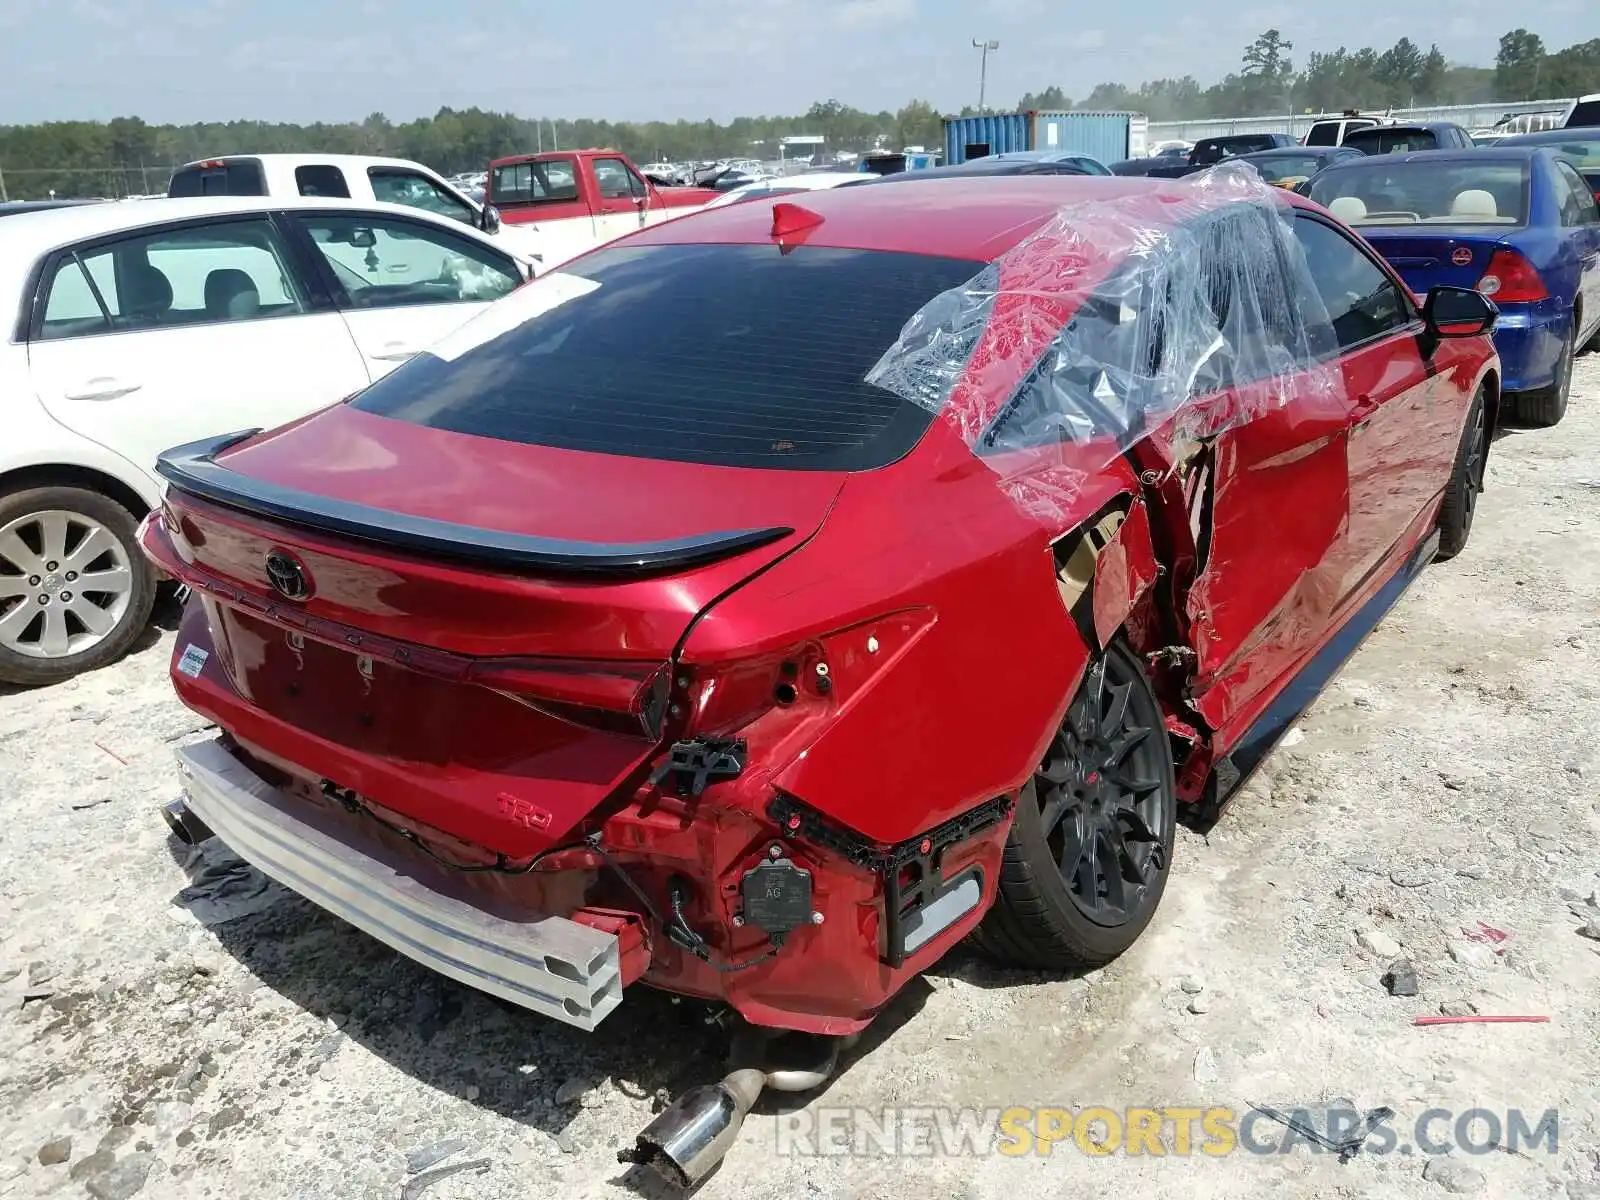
[167,153,545,263]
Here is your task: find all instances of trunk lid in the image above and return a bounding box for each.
[156,405,843,854]
[1355,227,1509,294]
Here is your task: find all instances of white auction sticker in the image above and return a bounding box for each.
[176,644,209,678]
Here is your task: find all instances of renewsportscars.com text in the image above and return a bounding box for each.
[771,1105,1559,1159]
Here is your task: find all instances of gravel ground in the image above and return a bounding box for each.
[3,358,1599,1200]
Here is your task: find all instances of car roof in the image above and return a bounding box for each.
[622,174,1308,261]
[0,195,501,273]
[177,153,433,172]
[1315,147,1548,169]
[1346,122,1463,135]
[1237,146,1349,159]
[1495,129,1600,146]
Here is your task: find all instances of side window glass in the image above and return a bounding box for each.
[37,220,304,340]
[368,170,476,226]
[593,158,638,200]
[295,164,351,198]
[1292,216,1410,352]
[1556,162,1597,225]
[41,259,111,338]
[296,214,520,310]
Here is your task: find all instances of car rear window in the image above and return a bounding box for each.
[490,160,579,205]
[1567,98,1600,128]
[1344,128,1439,155]
[350,243,983,471]
[1308,161,1529,225]
[168,159,267,197]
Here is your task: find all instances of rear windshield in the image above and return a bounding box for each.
[1308,161,1529,225]
[1344,128,1439,155]
[350,243,983,470]
[1568,98,1600,129]
[168,159,267,197]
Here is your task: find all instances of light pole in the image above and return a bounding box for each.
[972,39,999,113]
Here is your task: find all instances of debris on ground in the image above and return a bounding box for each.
[406,1137,471,1174]
[1382,960,1419,997]
[1421,1154,1488,1193]
[399,1157,491,1200]
[1413,1015,1550,1027]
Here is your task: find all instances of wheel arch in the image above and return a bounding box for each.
[0,462,154,522]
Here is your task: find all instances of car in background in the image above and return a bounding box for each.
[1493,130,1600,198]
[1304,147,1600,426]
[1113,133,1298,178]
[1342,123,1475,155]
[1563,94,1600,129]
[165,155,529,251]
[861,152,1110,186]
[703,172,865,208]
[1303,113,1390,147]
[0,200,102,217]
[1233,146,1364,189]
[0,196,532,686]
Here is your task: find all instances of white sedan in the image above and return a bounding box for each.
[0,195,534,686]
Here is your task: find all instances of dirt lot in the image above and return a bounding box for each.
[3,359,1599,1200]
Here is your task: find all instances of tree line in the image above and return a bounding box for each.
[1,28,1596,201]
[1020,29,1599,122]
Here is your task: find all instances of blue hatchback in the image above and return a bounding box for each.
[1303,148,1600,425]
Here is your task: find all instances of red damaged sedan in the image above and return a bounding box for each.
[142,169,1499,1181]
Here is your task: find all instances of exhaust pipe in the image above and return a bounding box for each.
[623,1032,858,1187]
[624,1067,765,1190]
[162,799,213,846]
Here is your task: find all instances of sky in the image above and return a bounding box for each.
[0,0,1591,126]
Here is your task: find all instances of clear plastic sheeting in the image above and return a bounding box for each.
[865,163,1344,522]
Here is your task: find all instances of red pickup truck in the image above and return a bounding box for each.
[486,149,719,268]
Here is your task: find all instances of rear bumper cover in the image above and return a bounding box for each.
[174,737,623,1031]
[1493,299,1569,393]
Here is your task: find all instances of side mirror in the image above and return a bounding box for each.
[480,205,502,236]
[1423,285,1498,340]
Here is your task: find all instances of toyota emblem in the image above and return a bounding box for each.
[264,550,312,601]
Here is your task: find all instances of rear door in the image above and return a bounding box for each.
[286,209,523,378]
[1291,213,1444,593]
[25,214,369,483]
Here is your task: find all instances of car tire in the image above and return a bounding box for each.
[1508,324,1572,427]
[975,639,1177,970]
[0,486,156,688]
[1434,385,1487,562]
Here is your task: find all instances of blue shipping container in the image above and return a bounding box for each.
[943,111,1133,166]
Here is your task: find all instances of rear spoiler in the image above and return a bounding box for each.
[154,431,794,578]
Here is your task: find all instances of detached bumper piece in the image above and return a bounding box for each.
[767,793,1013,967]
[172,737,623,1030]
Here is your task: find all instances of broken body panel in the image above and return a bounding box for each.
[143,168,1497,1034]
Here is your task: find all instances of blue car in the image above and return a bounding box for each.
[1304,148,1600,425]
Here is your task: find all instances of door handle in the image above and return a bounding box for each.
[63,378,141,401]
[371,344,420,362]
[1351,393,1381,428]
